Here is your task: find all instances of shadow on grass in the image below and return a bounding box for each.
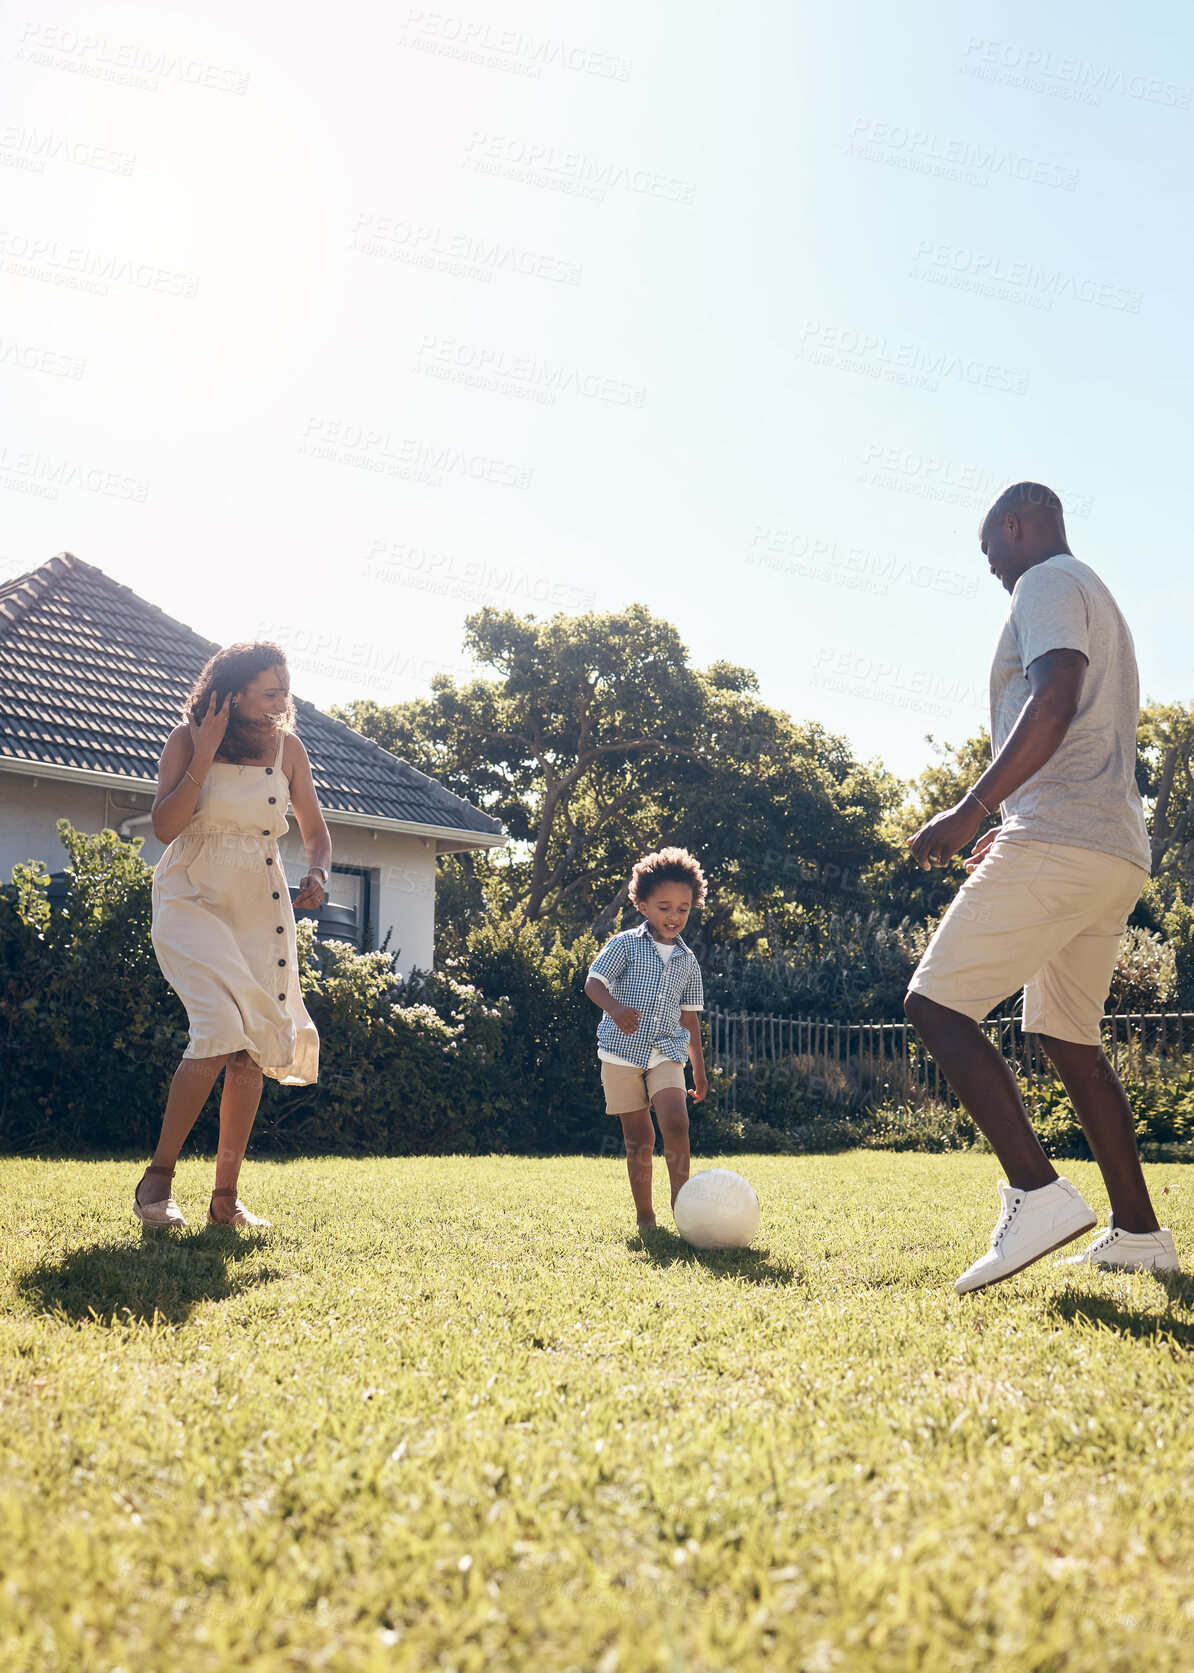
[15,1227,280,1326]
[1050,1275,1194,1350]
[628,1226,804,1287]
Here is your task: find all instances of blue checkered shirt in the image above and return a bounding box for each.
[588,923,704,1068]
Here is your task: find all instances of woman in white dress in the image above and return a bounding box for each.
[133,643,331,1228]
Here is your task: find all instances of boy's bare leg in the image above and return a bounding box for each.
[619,1107,657,1227]
[1039,1035,1161,1233]
[652,1088,691,1210]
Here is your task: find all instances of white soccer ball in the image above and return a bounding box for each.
[673,1169,761,1250]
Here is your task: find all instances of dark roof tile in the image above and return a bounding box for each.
[0,555,502,840]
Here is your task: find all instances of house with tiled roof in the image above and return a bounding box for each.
[0,554,505,969]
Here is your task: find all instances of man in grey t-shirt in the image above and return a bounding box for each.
[989,552,1149,869]
[904,482,1177,1293]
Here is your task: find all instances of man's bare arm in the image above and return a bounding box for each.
[908,648,1087,870]
[971,648,1086,812]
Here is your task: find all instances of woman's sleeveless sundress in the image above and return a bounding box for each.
[151,728,319,1084]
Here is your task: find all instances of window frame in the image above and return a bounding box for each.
[293,863,373,949]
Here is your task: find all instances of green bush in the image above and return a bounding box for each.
[0,824,641,1158]
[0,826,187,1151]
[7,823,1194,1163]
[1108,925,1176,1012]
[1006,1052,1194,1159]
[439,916,606,1151]
[255,930,518,1156]
[697,1039,1194,1160]
[0,825,528,1156]
[703,909,926,1021]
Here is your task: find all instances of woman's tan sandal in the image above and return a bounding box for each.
[207,1187,271,1228]
[133,1164,187,1228]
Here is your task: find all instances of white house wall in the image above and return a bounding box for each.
[277,817,436,974]
[0,769,147,877]
[1,770,441,976]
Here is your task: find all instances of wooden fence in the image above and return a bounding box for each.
[705,1007,1194,1110]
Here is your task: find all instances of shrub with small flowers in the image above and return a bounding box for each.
[1108,926,1176,1013]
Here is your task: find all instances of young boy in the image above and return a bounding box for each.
[584,847,709,1231]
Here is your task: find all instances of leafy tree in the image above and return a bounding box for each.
[336,605,900,938]
[872,730,995,924]
[339,604,705,921]
[903,730,993,825]
[1163,890,1194,1009]
[880,708,1194,932]
[1137,701,1194,885]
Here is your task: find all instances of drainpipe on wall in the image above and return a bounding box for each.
[117,813,156,840]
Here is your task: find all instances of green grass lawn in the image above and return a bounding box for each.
[2,1152,1193,1672]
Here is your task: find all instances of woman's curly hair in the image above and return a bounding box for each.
[184,642,296,764]
[628,846,708,911]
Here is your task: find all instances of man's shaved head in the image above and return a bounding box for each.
[980,481,1071,593]
[983,480,1064,528]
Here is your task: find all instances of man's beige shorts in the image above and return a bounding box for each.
[601,1059,687,1116]
[908,837,1148,1046]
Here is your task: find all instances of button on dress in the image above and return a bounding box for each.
[151,729,319,1084]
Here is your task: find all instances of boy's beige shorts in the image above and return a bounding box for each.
[601,1059,687,1115]
[907,835,1148,1046]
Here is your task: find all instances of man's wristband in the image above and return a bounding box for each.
[967,789,995,819]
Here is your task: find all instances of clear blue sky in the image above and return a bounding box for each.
[2,0,1189,778]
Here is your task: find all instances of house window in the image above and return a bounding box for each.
[292,864,372,949]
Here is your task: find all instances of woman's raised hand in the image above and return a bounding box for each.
[189,692,231,761]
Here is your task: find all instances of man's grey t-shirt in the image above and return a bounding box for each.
[989,553,1150,872]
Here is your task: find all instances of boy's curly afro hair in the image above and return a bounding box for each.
[628,846,707,911]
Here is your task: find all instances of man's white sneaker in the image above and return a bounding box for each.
[1061,1215,1180,1273]
[955,1178,1097,1296]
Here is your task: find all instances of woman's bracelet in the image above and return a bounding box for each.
[184,768,204,789]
